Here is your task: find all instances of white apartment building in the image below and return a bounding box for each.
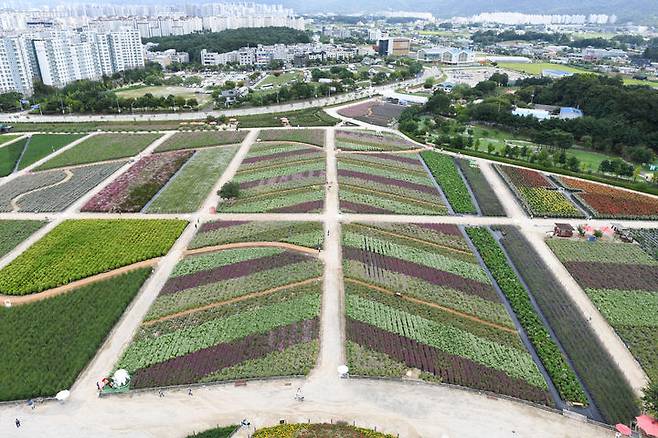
[0,36,34,94]
[201,43,358,67]
[0,28,144,94]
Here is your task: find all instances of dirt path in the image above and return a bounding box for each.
[344,277,516,334]
[142,276,322,326]
[0,258,161,306]
[185,241,319,257]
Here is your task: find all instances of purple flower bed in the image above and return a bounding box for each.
[240,170,326,190]
[414,223,463,236]
[270,200,325,213]
[343,247,497,300]
[242,147,319,164]
[338,102,372,118]
[131,318,318,388]
[339,201,392,214]
[199,220,251,233]
[161,251,308,295]
[347,318,551,405]
[82,150,193,213]
[364,153,422,166]
[336,129,416,149]
[563,261,658,291]
[338,169,436,195]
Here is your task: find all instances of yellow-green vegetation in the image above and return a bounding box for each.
[0,219,186,295]
[498,63,592,76]
[252,423,396,438]
[115,85,211,105]
[256,71,302,89]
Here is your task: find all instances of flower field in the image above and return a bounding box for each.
[456,159,506,216]
[0,219,186,295]
[218,142,325,213]
[189,221,324,250]
[338,153,448,215]
[258,129,325,147]
[156,131,247,152]
[145,146,238,213]
[335,130,418,152]
[548,238,658,382]
[630,228,658,261]
[559,177,658,219]
[420,151,477,214]
[38,133,161,170]
[17,134,84,170]
[82,150,193,213]
[252,423,396,438]
[497,226,637,424]
[466,227,587,405]
[117,241,323,387]
[343,222,552,404]
[0,220,46,258]
[0,170,68,212]
[15,162,125,212]
[337,100,404,127]
[497,165,583,218]
[0,268,151,401]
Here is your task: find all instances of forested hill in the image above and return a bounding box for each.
[145,27,311,63]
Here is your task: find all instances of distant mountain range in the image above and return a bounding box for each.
[269,0,657,23]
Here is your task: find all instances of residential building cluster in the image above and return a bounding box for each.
[200,43,366,67]
[416,47,475,64]
[456,12,617,25]
[0,28,143,95]
[144,47,190,68]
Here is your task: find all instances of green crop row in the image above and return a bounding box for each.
[421,151,477,214]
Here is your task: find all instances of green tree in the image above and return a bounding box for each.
[218,181,240,199]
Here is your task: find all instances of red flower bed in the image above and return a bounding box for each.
[347,318,552,405]
[500,166,552,188]
[131,318,318,388]
[561,177,658,218]
[343,247,498,300]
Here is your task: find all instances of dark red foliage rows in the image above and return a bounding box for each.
[339,201,392,214]
[242,148,319,164]
[338,169,437,195]
[199,220,251,233]
[270,200,325,213]
[240,170,325,190]
[414,223,462,236]
[131,318,319,388]
[347,318,551,405]
[563,261,658,291]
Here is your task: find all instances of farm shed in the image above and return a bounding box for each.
[553,223,574,237]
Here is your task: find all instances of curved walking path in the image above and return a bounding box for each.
[0,258,161,306]
[11,169,73,212]
[185,241,320,257]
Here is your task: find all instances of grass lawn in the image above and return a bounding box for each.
[0,134,20,146]
[18,134,84,170]
[564,148,616,172]
[145,146,239,213]
[115,85,211,105]
[0,220,46,258]
[37,133,161,170]
[498,63,593,76]
[0,137,28,176]
[256,71,302,89]
[621,77,658,88]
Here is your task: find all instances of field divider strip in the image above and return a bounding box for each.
[184,241,320,257]
[344,277,517,334]
[0,257,162,306]
[142,276,323,326]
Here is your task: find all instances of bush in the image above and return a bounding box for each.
[219,181,240,199]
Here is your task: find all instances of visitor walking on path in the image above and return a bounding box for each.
[15,418,20,428]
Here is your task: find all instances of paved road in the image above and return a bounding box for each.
[0,121,654,437]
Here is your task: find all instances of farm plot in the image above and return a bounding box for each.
[82,150,193,213]
[0,268,151,401]
[14,161,125,212]
[219,142,325,213]
[343,222,552,405]
[496,165,582,218]
[0,220,46,258]
[258,129,325,147]
[0,219,186,295]
[456,159,506,216]
[338,153,448,215]
[630,229,658,261]
[547,238,658,382]
[497,226,637,424]
[252,424,395,438]
[0,137,28,176]
[467,227,587,405]
[38,133,161,170]
[0,170,70,212]
[145,146,238,213]
[156,131,247,152]
[116,246,322,388]
[335,130,418,152]
[17,134,84,170]
[559,176,658,219]
[421,151,477,214]
[190,221,324,250]
[337,100,404,127]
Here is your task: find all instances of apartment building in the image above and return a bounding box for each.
[0,36,34,94]
[201,43,359,67]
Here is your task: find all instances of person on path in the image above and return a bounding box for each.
[15,419,20,428]
[188,388,193,396]
[158,389,164,397]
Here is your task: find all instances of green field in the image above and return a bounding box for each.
[18,134,84,170]
[498,63,592,76]
[256,71,302,89]
[38,133,161,170]
[0,134,20,146]
[0,138,27,176]
[115,85,211,105]
[0,220,46,258]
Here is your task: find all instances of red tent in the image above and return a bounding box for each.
[615,424,632,436]
[637,415,658,437]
